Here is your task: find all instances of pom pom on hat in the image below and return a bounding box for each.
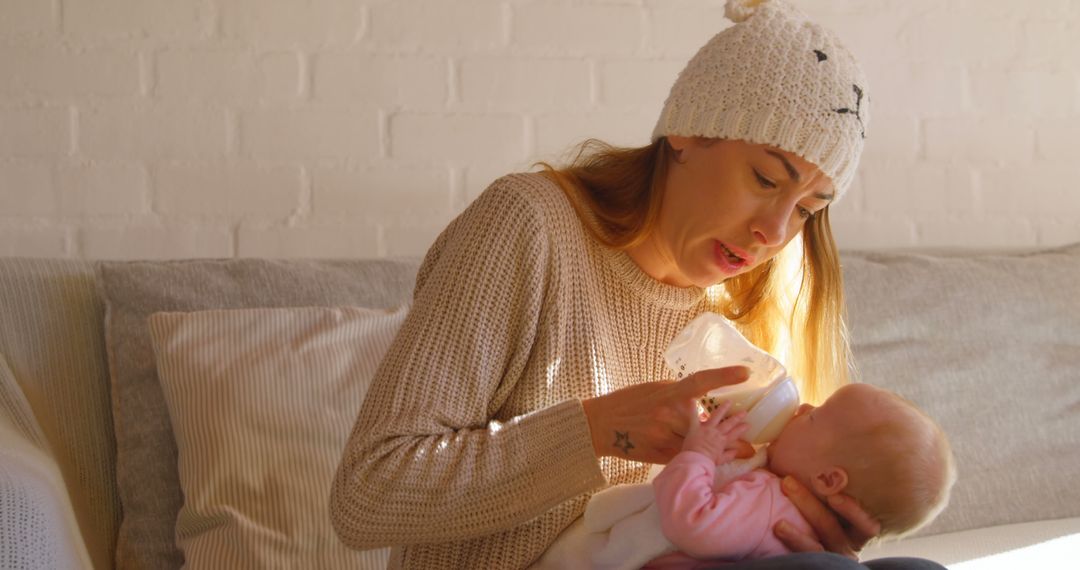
[653,0,870,201]
[724,0,767,23]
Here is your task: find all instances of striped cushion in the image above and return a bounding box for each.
[0,258,118,570]
[96,258,420,569]
[146,305,408,569]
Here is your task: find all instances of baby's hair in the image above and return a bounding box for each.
[834,391,957,539]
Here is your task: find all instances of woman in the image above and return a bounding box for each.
[331,1,941,568]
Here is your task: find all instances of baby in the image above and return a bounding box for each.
[534,382,956,569]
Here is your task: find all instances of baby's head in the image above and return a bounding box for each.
[766,383,956,538]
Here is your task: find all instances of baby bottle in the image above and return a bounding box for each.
[664,312,800,444]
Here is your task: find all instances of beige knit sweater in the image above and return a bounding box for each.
[330,172,713,569]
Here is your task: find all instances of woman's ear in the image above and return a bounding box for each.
[811,467,849,496]
[667,135,692,152]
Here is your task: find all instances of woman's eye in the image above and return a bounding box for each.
[753,169,776,189]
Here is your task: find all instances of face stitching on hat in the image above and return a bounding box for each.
[652,1,870,199]
[833,84,866,139]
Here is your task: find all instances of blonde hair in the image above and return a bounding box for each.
[538,138,850,403]
[836,393,957,539]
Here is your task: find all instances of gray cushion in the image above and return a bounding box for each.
[842,243,1080,537]
[95,258,421,570]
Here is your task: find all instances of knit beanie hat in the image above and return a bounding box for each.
[652,0,869,200]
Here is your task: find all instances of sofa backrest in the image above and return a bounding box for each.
[2,244,1078,564]
[843,243,1080,537]
[0,256,424,569]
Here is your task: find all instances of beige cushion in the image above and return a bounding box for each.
[95,258,420,569]
[842,243,1080,537]
[0,351,95,569]
[147,305,408,568]
[0,258,118,570]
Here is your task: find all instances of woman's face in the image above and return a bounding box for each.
[632,137,835,288]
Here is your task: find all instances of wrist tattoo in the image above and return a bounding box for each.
[613,431,635,455]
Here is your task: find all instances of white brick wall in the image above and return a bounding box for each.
[63,0,211,41]
[0,0,1078,259]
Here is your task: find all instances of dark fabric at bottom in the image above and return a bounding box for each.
[707,552,946,570]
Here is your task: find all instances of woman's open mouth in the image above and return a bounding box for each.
[714,240,749,272]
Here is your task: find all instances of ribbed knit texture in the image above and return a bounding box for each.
[96,257,420,570]
[0,258,119,570]
[147,306,408,569]
[330,172,716,569]
[652,0,869,200]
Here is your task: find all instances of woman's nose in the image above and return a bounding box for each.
[750,204,792,247]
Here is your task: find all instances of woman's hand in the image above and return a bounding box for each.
[775,476,882,559]
[580,366,749,464]
[681,401,749,464]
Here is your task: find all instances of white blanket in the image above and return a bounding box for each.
[532,450,767,569]
[0,353,93,569]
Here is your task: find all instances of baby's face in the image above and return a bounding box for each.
[766,384,891,484]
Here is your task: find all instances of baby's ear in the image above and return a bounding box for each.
[810,467,848,496]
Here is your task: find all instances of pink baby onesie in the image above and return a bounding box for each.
[644,451,818,568]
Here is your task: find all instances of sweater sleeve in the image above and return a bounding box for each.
[651,452,781,560]
[330,176,605,548]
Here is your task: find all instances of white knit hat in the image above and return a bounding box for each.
[652,0,869,200]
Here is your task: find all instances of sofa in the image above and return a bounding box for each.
[0,243,1077,569]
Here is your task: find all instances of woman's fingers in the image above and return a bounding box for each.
[827,494,881,550]
[678,366,750,398]
[778,476,860,559]
[774,520,826,553]
[582,367,759,464]
[683,406,700,437]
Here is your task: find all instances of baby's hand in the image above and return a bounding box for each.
[681,401,750,465]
